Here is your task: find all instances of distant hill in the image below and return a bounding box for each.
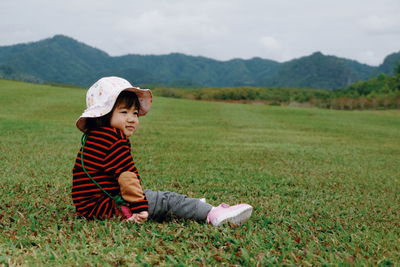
[0,35,112,85]
[262,52,375,89]
[0,35,399,89]
[377,52,400,75]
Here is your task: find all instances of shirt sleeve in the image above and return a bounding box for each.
[119,171,148,213]
[104,138,140,179]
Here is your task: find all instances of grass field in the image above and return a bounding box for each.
[0,79,399,266]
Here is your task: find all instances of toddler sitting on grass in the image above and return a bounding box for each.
[72,76,253,226]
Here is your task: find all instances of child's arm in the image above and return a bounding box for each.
[100,129,149,213]
[118,171,149,222]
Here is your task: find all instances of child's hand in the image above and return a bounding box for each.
[127,211,148,224]
[137,211,148,223]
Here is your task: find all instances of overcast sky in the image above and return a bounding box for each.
[1,0,399,66]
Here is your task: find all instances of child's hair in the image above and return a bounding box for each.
[85,91,141,132]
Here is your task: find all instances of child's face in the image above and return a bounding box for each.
[110,104,139,137]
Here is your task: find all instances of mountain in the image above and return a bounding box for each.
[0,35,113,84]
[0,35,399,89]
[263,52,375,89]
[107,54,280,87]
[377,52,400,75]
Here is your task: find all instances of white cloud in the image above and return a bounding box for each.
[259,36,280,50]
[112,9,229,56]
[358,15,400,35]
[0,0,399,65]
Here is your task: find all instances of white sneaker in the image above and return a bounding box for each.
[206,203,253,226]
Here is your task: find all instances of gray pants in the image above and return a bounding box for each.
[144,189,213,222]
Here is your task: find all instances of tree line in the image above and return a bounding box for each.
[152,63,400,110]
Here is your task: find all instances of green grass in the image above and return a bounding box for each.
[0,79,399,266]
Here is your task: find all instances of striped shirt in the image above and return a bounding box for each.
[72,127,148,219]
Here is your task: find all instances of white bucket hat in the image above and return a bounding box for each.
[76,76,152,132]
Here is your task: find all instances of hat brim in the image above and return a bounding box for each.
[76,87,152,132]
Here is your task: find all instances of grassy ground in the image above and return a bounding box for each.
[0,79,399,266]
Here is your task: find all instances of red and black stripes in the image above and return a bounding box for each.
[72,127,148,220]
